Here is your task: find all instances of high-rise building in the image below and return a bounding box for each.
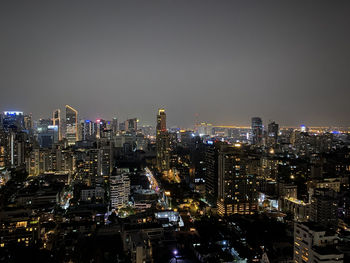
[125,118,138,132]
[294,222,343,263]
[65,105,78,145]
[112,118,118,135]
[266,121,279,147]
[84,148,99,185]
[216,143,258,215]
[7,130,27,168]
[119,122,125,131]
[23,114,33,132]
[95,119,106,139]
[267,121,279,138]
[197,122,213,136]
[106,120,112,131]
[156,109,170,172]
[98,145,113,177]
[2,111,24,131]
[0,127,27,169]
[310,189,338,229]
[95,119,112,139]
[251,117,263,145]
[36,119,58,148]
[53,109,62,141]
[0,130,6,169]
[79,120,96,141]
[157,110,166,132]
[26,146,75,176]
[110,168,130,210]
[205,143,219,206]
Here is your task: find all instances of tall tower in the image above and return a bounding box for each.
[23,114,33,131]
[53,109,62,141]
[157,109,166,132]
[251,117,263,145]
[125,118,138,132]
[156,109,170,172]
[217,143,258,215]
[65,105,78,145]
[267,121,279,147]
[112,117,118,135]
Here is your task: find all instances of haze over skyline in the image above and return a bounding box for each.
[1,0,350,127]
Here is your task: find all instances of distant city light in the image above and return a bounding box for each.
[4,111,23,116]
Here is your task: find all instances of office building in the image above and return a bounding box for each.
[79,120,96,141]
[65,105,78,145]
[36,118,58,148]
[23,114,33,131]
[197,122,213,136]
[53,109,62,141]
[125,118,138,132]
[112,117,118,135]
[2,111,24,130]
[251,117,263,145]
[267,121,279,138]
[95,119,107,139]
[267,121,279,146]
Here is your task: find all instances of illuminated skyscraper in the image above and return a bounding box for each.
[205,143,219,206]
[2,111,24,130]
[110,169,130,210]
[125,118,138,132]
[216,143,258,215]
[267,121,279,138]
[23,114,33,131]
[267,121,279,147]
[36,118,58,148]
[53,109,62,141]
[156,109,170,172]
[95,119,106,139]
[251,117,263,145]
[65,105,78,145]
[112,118,118,135]
[79,120,96,141]
[157,109,166,132]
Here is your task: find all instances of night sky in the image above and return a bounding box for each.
[1,1,350,127]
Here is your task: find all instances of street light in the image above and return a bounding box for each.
[173,249,178,262]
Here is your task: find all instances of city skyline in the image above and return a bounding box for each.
[2,106,350,130]
[1,2,350,262]
[1,1,350,127]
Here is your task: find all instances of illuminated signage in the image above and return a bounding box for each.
[4,111,23,116]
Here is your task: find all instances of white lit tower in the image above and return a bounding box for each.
[65,105,78,145]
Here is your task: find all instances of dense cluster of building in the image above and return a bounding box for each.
[0,108,349,262]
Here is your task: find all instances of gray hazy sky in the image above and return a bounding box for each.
[1,0,350,127]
